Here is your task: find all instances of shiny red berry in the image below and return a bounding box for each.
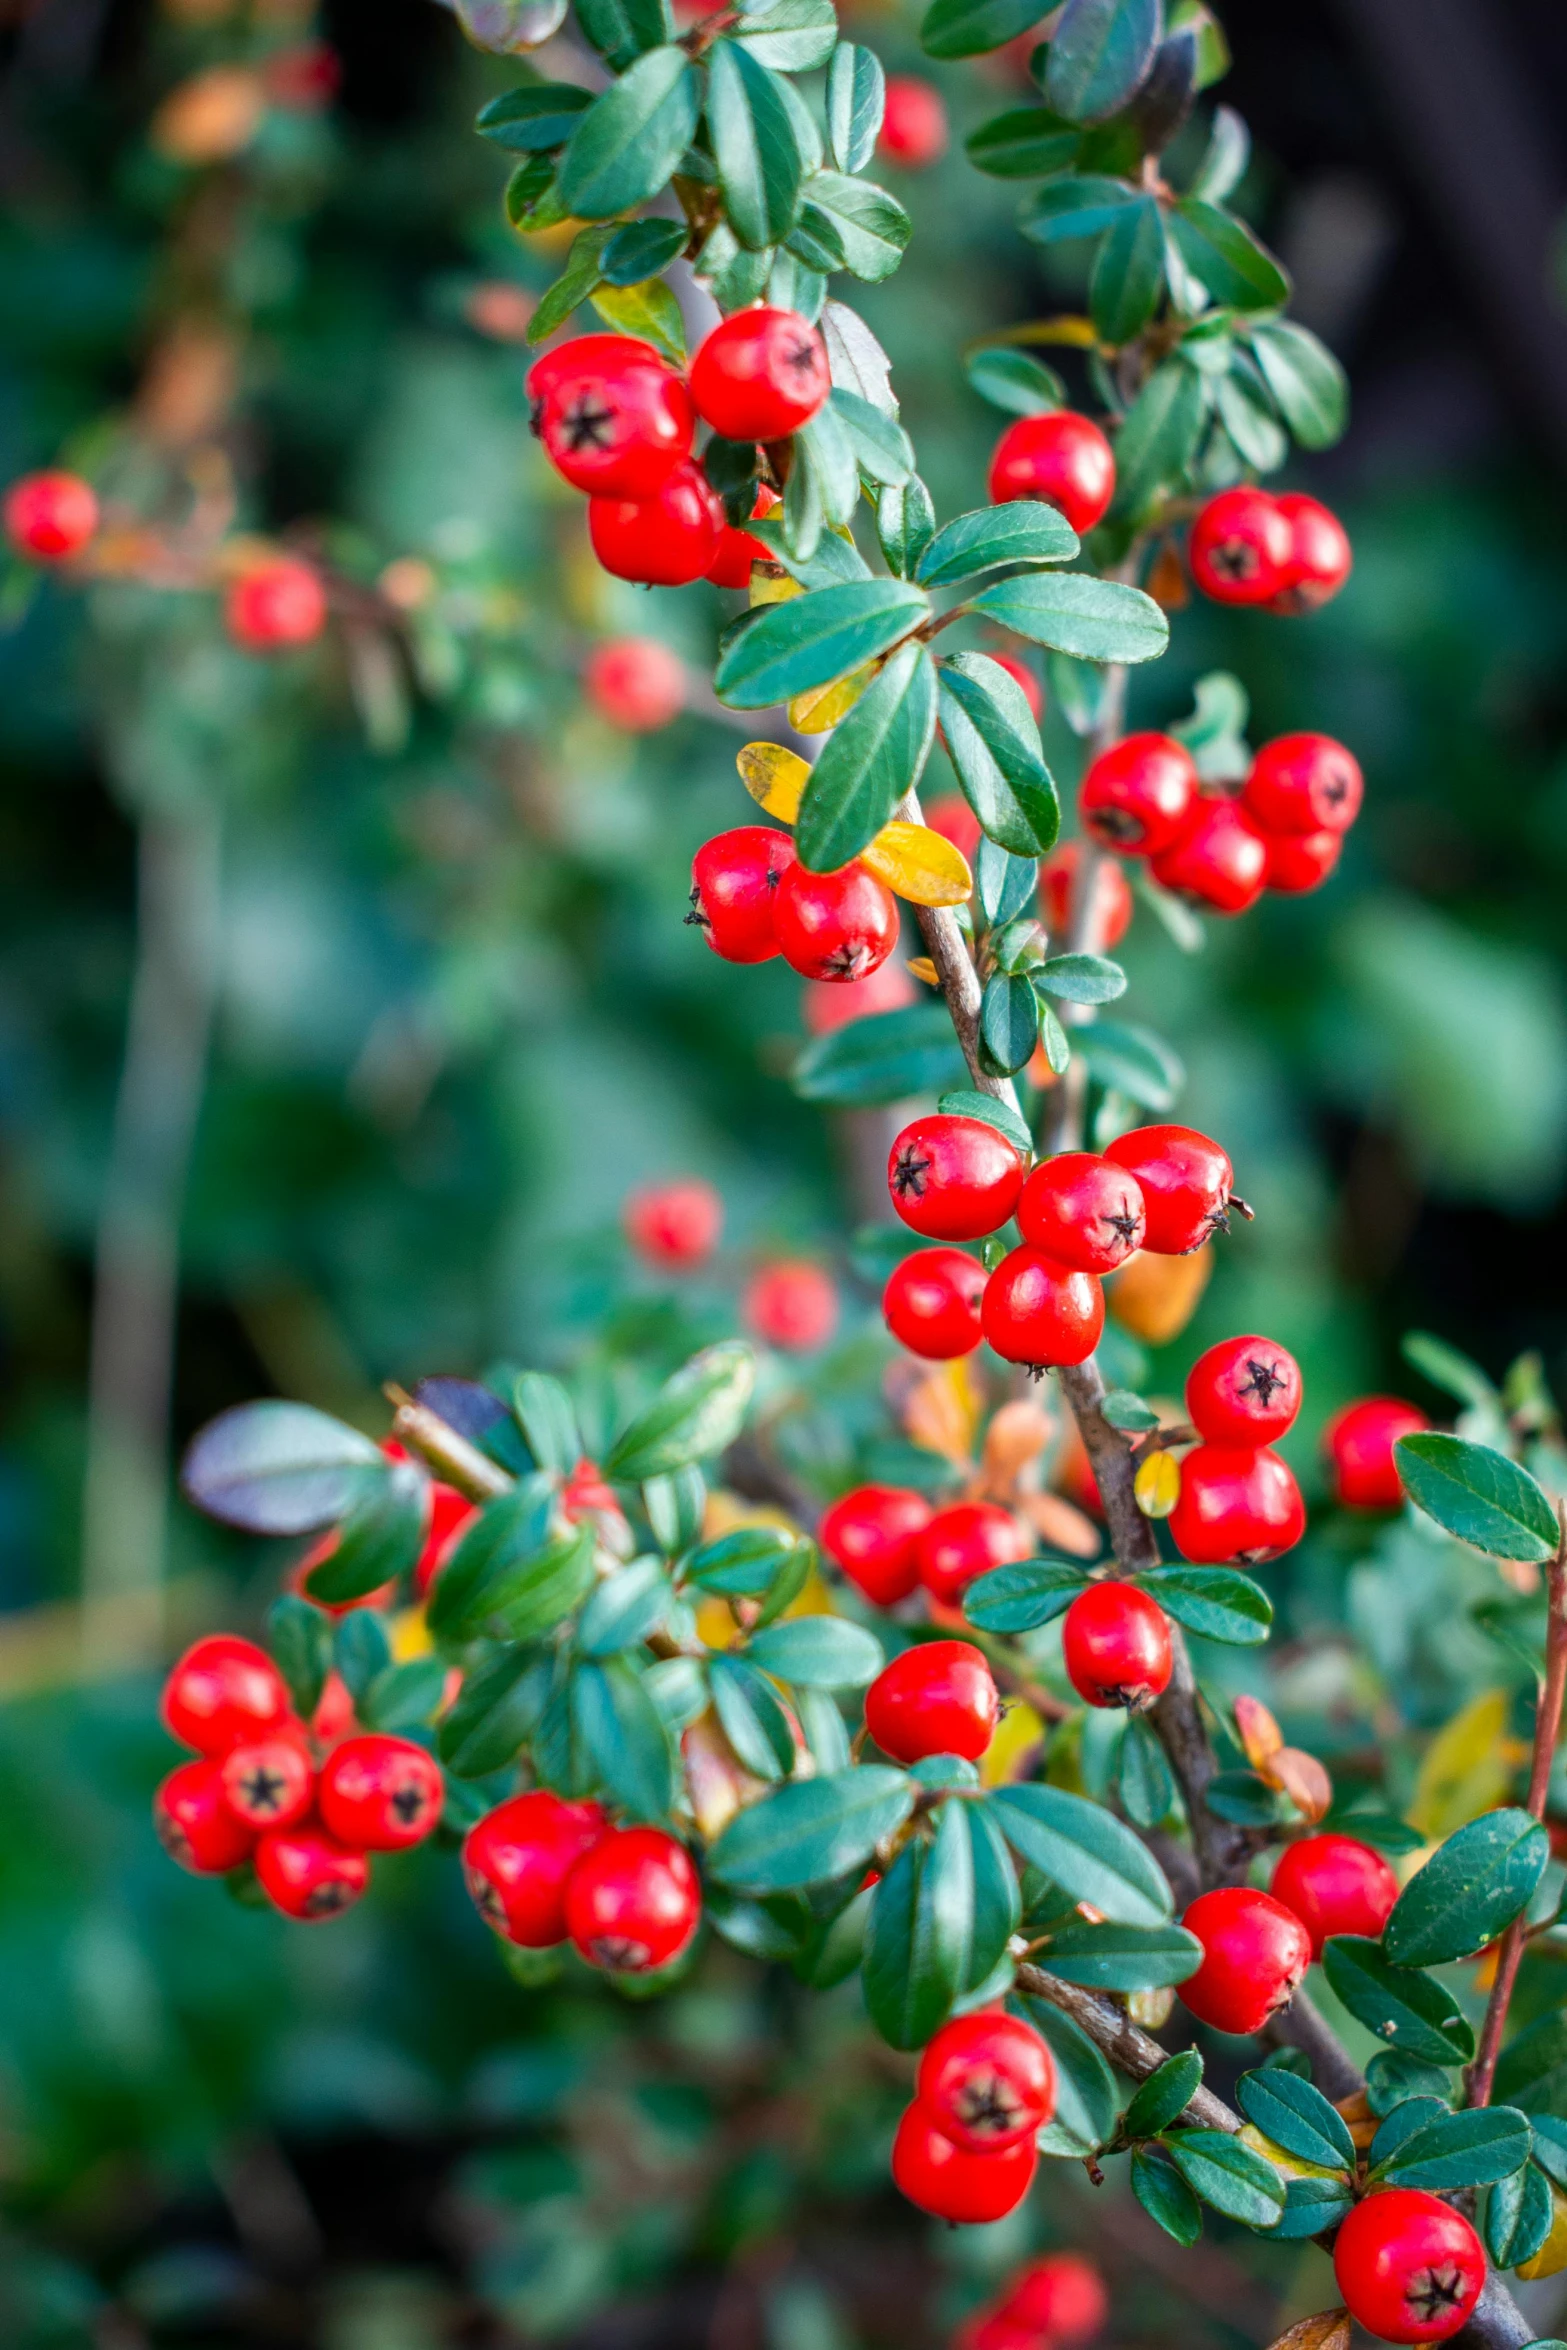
[583,636,685,730]
[1169,1444,1305,1565]
[1061,1580,1172,1711]
[772,858,898,982]
[1000,2256,1108,2344]
[705,483,781,588]
[1266,828,1341,893]
[988,412,1114,536]
[317,1733,444,1851]
[888,1113,1026,1242]
[5,468,98,559]
[1324,1396,1430,1510]
[689,307,831,442]
[219,1724,315,1831]
[412,1473,478,1599]
[743,1259,839,1351]
[1016,1151,1145,1274]
[877,74,949,167]
[154,1758,257,1874]
[1270,1832,1399,1958]
[925,792,983,860]
[529,332,693,496]
[864,1639,999,1763]
[917,1502,1030,1606]
[1271,492,1352,614]
[1079,732,1197,856]
[564,1824,701,1972]
[1245,732,1363,836]
[981,1245,1103,1370]
[1103,1124,1234,1255]
[819,1484,932,1606]
[1188,486,1293,606]
[624,1177,723,1267]
[1039,841,1132,948]
[892,2102,1037,2222]
[1185,1334,1302,1446]
[1149,796,1268,915]
[589,460,725,586]
[255,1822,370,1920]
[883,1245,988,1359]
[916,2010,1056,2153]
[688,825,797,963]
[990,651,1043,721]
[162,1635,291,1756]
[462,1789,610,1946]
[1178,1885,1310,2034]
[227,557,327,650]
[1333,2189,1485,2344]
[802,955,915,1034]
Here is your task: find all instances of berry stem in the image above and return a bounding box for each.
[894,786,1024,1112]
[384,1385,514,1503]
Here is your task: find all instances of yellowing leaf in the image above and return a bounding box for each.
[1409,1686,1511,1838]
[588,278,686,367]
[1264,2314,1351,2350]
[1135,1449,1181,1519]
[977,314,1099,352]
[789,666,870,733]
[1267,1746,1333,1823]
[981,1697,1045,1786]
[1108,1244,1212,1345]
[1238,2124,1340,2185]
[1234,1692,1283,1772]
[862,821,974,907]
[1518,2184,1567,2279]
[1126,1986,1175,2029]
[392,1606,434,1661]
[903,1358,983,1465]
[695,1595,740,1652]
[750,571,801,609]
[907,956,940,986]
[737,741,809,824]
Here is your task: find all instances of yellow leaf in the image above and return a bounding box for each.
[1518,2184,1567,2279]
[588,279,686,368]
[1409,1687,1511,1838]
[907,956,940,986]
[392,1606,434,1661]
[737,741,809,824]
[1238,2125,1339,2185]
[750,571,801,609]
[903,1359,984,1465]
[862,821,973,907]
[1134,1449,1181,1519]
[789,666,870,733]
[970,315,1099,353]
[1234,1692,1284,1772]
[981,1698,1045,1786]
[1126,1986,1175,2030]
[1107,1244,1212,1345]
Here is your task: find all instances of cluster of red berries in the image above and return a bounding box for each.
[893,2006,1057,2221]
[1170,1332,1307,1566]
[1189,485,1352,613]
[689,825,898,983]
[462,1788,701,1974]
[4,468,99,561]
[1178,1835,1397,2034]
[528,308,828,588]
[154,1634,442,1919]
[955,2256,1107,2350]
[822,1489,1031,1608]
[1080,727,1363,913]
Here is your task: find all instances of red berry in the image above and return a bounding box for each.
[219,1724,315,1830]
[583,637,685,729]
[981,1246,1103,1370]
[743,1259,839,1351]
[883,1245,987,1359]
[925,792,984,860]
[563,1824,701,1971]
[529,332,694,497]
[1169,1444,1305,1565]
[1185,1334,1302,1446]
[955,2313,1037,2350]
[162,1635,291,1756]
[414,1475,478,1598]
[819,1484,933,1606]
[255,1822,370,1920]
[462,1789,610,1946]
[1244,732,1363,835]
[1324,1396,1430,1511]
[624,1176,723,1267]
[226,557,327,651]
[689,825,798,962]
[1079,732,1197,856]
[987,412,1115,537]
[1270,1832,1399,1958]
[1332,2189,1485,2344]
[772,858,898,982]
[801,954,915,1034]
[1000,2256,1108,2343]
[1178,1885,1311,2034]
[317,1733,444,1851]
[1265,828,1341,893]
[1188,486,1294,606]
[988,651,1043,721]
[312,1669,356,1745]
[154,1758,257,1874]
[1103,1124,1234,1255]
[705,483,781,589]
[1149,796,1268,915]
[1271,492,1352,614]
[689,307,831,442]
[4,468,98,559]
[864,1639,999,1763]
[917,1502,1030,1606]
[888,1114,1026,1242]
[1061,1580,1172,1711]
[877,75,949,168]
[1016,1151,1146,1274]
[892,2103,1037,2222]
[589,460,725,585]
[1039,841,1132,948]
[916,2010,1056,2153]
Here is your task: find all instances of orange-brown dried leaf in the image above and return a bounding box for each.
[902,1359,983,1466]
[1020,1491,1102,1559]
[980,1397,1055,1497]
[1107,1244,1212,1345]
[1234,1692,1284,1772]
[1264,2312,1350,2350]
[1146,540,1190,611]
[1267,1745,1333,1823]
[906,956,940,986]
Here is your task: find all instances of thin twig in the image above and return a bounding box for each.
[1014,1962,1237,2129]
[385,1386,513,1502]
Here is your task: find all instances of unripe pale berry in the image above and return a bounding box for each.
[583,637,685,730]
[1149,797,1268,915]
[688,825,797,962]
[818,1484,932,1606]
[226,557,327,651]
[743,1259,839,1351]
[882,1245,987,1358]
[462,1789,609,1946]
[154,1758,257,1874]
[891,2103,1037,2222]
[689,307,830,442]
[1332,2189,1485,2344]
[1079,732,1197,856]
[1269,1832,1399,1958]
[1103,1124,1234,1255]
[1271,492,1352,614]
[1061,1580,1172,1711]
[1178,1885,1310,2033]
[917,1502,1030,1606]
[1185,1333,1302,1446]
[1188,486,1293,606]
[219,1724,315,1830]
[1016,1151,1145,1274]
[588,460,725,585]
[5,468,98,559]
[529,333,694,497]
[1324,1396,1430,1510]
[916,2009,1056,2153]
[1039,841,1132,948]
[999,2256,1108,2344]
[563,1824,701,1972]
[162,1634,291,1756]
[1265,827,1341,893]
[317,1733,444,1851]
[981,1245,1103,1370]
[1244,732,1363,835]
[705,483,781,588]
[772,859,898,982]
[1169,1443,1305,1565]
[877,75,949,168]
[863,1638,999,1763]
[888,1113,1026,1242]
[255,1821,370,1920]
[623,1176,723,1267]
[987,412,1114,536]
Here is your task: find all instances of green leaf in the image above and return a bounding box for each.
[304,1470,423,1608]
[424,1474,557,1638]
[797,641,937,872]
[707,1765,914,1892]
[920,0,1048,61]
[830,389,914,486]
[686,1528,807,1598]
[730,0,838,71]
[794,1003,966,1105]
[605,1341,757,1480]
[1125,2049,1204,2140]
[1110,356,1206,522]
[936,652,1060,858]
[600,216,689,284]
[1204,1769,1290,1827]
[805,171,911,282]
[961,1798,1023,1987]
[1385,1807,1550,1967]
[976,837,1040,926]
[1163,2129,1284,2228]
[1103,1389,1159,1431]
[526,224,612,341]
[333,1608,391,1703]
[918,501,1078,588]
[1213,368,1285,472]
[1497,2015,1567,2119]
[437,1644,549,1777]
[1379,2105,1534,2194]
[966,571,1169,664]
[476,80,595,150]
[1043,0,1161,123]
[964,1558,1089,1632]
[1036,952,1125,1005]
[360,1654,449,1732]
[1036,1920,1202,1989]
[937,1096,1030,1159]
[591,275,690,365]
[747,1615,883,1687]
[746,516,870,588]
[1366,2050,1454,2117]
[989,1782,1172,1923]
[577,1554,675,1655]
[1117,1714,1175,1827]
[576,0,671,67]
[1072,1020,1184,1109]
[1187,100,1248,202]
[572,1656,675,1821]
[715,579,929,709]
[964,345,1067,418]
[966,106,1080,178]
[1235,2069,1356,2172]
[1021,1998,1119,2154]
[1168,199,1290,310]
[826,41,885,173]
[505,154,565,231]
[712,1652,799,1780]
[977,970,1038,1077]
[1090,195,1166,345]
[643,1465,707,1558]
[1401,1330,1499,1412]
[180,1400,382,1534]
[1248,319,1348,452]
[1395,1433,1560,1564]
[1270,2174,1355,2239]
[706,40,804,252]
[1131,2146,1203,2243]
[496,1524,598,1641]
[559,46,698,219]
[863,1802,974,2047]
[265,1594,331,1720]
[1132,1564,1272,1645]
[1018,173,1140,246]
[877,476,937,578]
[1488,2161,1554,2271]
[1321,1935,1476,2065]
[513,1370,580,1476]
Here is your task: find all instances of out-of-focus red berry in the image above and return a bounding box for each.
[1150,796,1269,915]
[162,1635,292,1757]
[863,1638,999,1763]
[819,1484,932,1606]
[462,1789,610,1945]
[1323,1396,1431,1510]
[1000,2256,1109,2344]
[1270,1832,1399,1958]
[1271,492,1352,613]
[801,955,915,1034]
[916,1502,1030,1606]
[624,1177,723,1268]
[4,468,98,559]
[989,651,1043,721]
[317,1733,444,1851]
[1188,486,1293,606]
[877,75,949,168]
[564,1825,701,1972]
[743,1259,839,1351]
[589,461,725,585]
[924,793,983,861]
[1079,733,1197,856]
[219,1724,315,1831]
[226,557,327,650]
[583,637,685,730]
[255,1822,370,1920]
[1244,732,1363,835]
[1266,828,1341,893]
[1039,841,1133,948]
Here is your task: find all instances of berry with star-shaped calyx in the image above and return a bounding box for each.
[1178,1885,1310,2033]
[1333,2189,1485,2344]
[564,1825,701,1972]
[1079,732,1197,856]
[462,1789,609,1946]
[887,1113,1026,1242]
[882,1245,988,1359]
[162,1634,292,1756]
[1150,796,1269,915]
[1270,492,1352,614]
[5,468,98,559]
[1244,732,1363,835]
[588,460,724,586]
[255,1822,371,1920]
[981,1244,1103,1371]
[892,2103,1037,2222]
[863,1639,999,1764]
[705,482,782,589]
[1169,1443,1305,1564]
[772,858,898,983]
[1016,1151,1146,1274]
[1103,1124,1235,1255]
[688,826,798,964]
[1269,1832,1399,1958]
[1188,485,1293,606]
[689,307,830,442]
[317,1733,443,1852]
[916,2009,1055,2154]
[1061,1580,1172,1711]
[1265,827,1341,894]
[154,1758,258,1875]
[987,411,1114,536]
[1185,1333,1302,1446]
[916,1502,1030,1606]
[529,333,693,497]
[220,1722,315,1831]
[1323,1395,1430,1510]
[1039,840,1133,948]
[819,1484,932,1606]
